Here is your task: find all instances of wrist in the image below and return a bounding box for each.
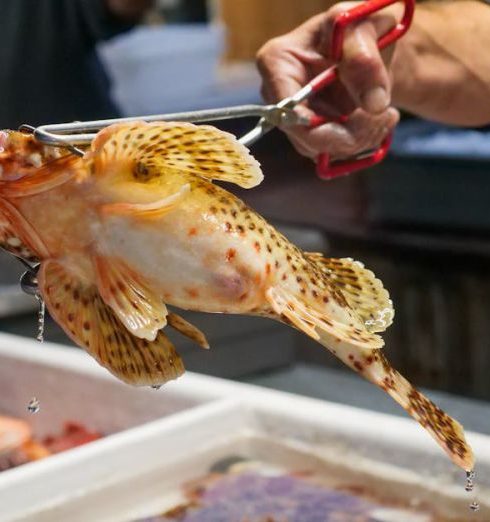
[389,5,432,110]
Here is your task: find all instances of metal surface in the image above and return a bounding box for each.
[31,105,302,154]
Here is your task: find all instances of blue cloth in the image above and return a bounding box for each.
[98,24,262,116]
[392,120,490,160]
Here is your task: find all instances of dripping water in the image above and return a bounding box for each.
[466,470,479,513]
[35,294,45,343]
[27,397,40,414]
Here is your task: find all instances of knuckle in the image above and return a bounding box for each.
[326,2,359,23]
[346,51,380,76]
[256,37,284,66]
[340,55,384,92]
[328,2,352,18]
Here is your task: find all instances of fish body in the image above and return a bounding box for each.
[0,123,474,471]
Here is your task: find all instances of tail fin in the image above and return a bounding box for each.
[330,338,474,471]
[267,253,474,471]
[380,358,474,471]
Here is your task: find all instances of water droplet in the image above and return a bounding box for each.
[151,385,161,390]
[466,470,480,512]
[27,397,40,414]
[35,294,45,343]
[469,501,480,512]
[466,470,475,492]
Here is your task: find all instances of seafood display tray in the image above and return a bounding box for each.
[0,332,489,521]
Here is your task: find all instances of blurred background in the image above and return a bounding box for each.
[1,0,490,421]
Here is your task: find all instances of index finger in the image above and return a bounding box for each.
[338,19,391,113]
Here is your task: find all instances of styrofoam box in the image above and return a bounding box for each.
[0,332,489,521]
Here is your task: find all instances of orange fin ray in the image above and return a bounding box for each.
[0,198,49,261]
[266,286,384,349]
[87,121,263,189]
[94,256,168,341]
[100,184,190,219]
[168,312,210,350]
[39,260,183,386]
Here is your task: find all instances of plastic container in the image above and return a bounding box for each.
[0,333,488,521]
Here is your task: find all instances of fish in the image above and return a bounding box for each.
[0,122,474,472]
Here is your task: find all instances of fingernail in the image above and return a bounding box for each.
[361,87,389,114]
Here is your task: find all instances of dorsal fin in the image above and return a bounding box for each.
[86,121,263,189]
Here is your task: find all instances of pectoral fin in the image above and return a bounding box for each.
[39,260,183,386]
[94,255,168,341]
[100,184,190,219]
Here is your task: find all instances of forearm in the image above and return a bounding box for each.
[105,0,154,20]
[391,1,490,126]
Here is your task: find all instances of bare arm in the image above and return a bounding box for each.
[105,0,154,20]
[257,0,490,160]
[392,1,490,126]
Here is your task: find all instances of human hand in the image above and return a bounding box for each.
[257,2,402,160]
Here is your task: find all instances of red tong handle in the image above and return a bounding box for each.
[309,0,415,180]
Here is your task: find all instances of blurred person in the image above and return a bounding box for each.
[0,0,153,129]
[257,1,490,162]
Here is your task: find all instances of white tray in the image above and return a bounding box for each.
[0,333,489,521]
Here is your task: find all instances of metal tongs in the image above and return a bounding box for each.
[22,0,414,180]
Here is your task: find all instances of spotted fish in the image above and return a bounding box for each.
[0,122,474,471]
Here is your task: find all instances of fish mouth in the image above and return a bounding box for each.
[0,131,8,153]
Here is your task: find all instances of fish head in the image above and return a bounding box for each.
[0,130,63,182]
[0,131,81,262]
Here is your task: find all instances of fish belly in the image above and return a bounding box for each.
[100,213,268,314]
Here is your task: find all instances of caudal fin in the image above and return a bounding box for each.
[363,351,474,471]
[269,252,474,471]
